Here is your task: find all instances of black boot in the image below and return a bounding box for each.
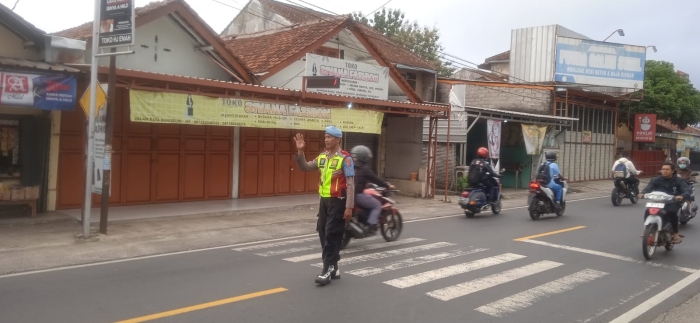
[331,264,340,280]
[315,264,335,285]
[367,224,378,235]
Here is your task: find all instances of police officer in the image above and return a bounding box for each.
[294,126,355,285]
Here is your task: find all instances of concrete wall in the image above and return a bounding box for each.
[221,0,291,36]
[464,84,551,114]
[385,117,423,179]
[0,25,42,60]
[490,62,509,76]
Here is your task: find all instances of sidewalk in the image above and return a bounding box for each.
[0,179,635,275]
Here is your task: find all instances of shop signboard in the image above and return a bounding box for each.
[0,71,77,110]
[634,114,656,142]
[129,90,384,134]
[98,0,135,48]
[304,54,389,101]
[555,36,646,89]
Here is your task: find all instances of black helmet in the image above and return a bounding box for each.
[545,150,557,161]
[351,145,372,164]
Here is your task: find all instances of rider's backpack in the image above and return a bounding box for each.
[467,159,486,185]
[535,162,552,185]
[614,162,628,178]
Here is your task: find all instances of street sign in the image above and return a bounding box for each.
[79,82,107,116]
[98,0,135,48]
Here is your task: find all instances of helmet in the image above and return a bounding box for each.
[351,145,373,164]
[678,157,691,169]
[545,151,557,161]
[477,147,489,158]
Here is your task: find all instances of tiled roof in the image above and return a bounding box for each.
[52,0,179,40]
[0,57,81,73]
[258,0,336,24]
[478,50,510,69]
[451,67,507,82]
[353,24,436,71]
[225,18,347,73]
[0,2,47,46]
[658,120,700,136]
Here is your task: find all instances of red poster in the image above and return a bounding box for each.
[634,114,656,142]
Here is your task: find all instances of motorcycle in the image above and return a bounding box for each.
[611,177,641,206]
[679,173,699,225]
[527,180,568,220]
[641,191,683,260]
[341,183,402,250]
[459,170,504,218]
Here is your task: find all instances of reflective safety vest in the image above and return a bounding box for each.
[317,150,352,198]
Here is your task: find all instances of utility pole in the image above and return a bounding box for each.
[99,48,117,234]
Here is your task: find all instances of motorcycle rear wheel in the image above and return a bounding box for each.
[381,211,403,242]
[642,224,658,260]
[611,188,622,206]
[528,199,541,220]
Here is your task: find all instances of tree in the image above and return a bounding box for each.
[352,9,456,77]
[629,60,700,129]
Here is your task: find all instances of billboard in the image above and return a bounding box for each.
[0,70,77,110]
[634,114,656,143]
[98,0,135,48]
[305,54,389,101]
[555,36,646,89]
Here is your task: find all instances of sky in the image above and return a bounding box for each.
[3,0,699,87]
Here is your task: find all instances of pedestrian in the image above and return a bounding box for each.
[294,126,355,285]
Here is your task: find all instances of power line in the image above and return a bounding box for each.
[364,0,392,18]
[209,0,288,28]
[289,0,339,15]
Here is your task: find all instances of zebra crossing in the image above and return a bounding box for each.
[233,235,614,318]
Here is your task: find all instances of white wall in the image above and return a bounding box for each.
[0,25,42,60]
[93,16,231,81]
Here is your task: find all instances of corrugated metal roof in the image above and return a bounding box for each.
[0,57,80,73]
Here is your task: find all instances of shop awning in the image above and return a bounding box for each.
[0,57,80,73]
[458,105,578,127]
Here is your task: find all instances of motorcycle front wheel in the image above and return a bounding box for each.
[642,224,659,260]
[556,200,566,216]
[492,199,502,215]
[340,232,352,250]
[381,211,403,242]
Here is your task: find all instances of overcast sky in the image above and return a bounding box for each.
[3,0,698,87]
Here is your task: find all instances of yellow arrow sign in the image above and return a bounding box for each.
[79,82,107,117]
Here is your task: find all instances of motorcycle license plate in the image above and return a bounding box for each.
[646,203,665,208]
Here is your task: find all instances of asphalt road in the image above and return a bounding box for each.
[3,193,700,323]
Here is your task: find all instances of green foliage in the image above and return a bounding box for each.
[352,9,456,77]
[455,177,470,192]
[628,60,700,129]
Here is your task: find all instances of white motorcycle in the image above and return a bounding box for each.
[641,191,683,260]
[527,180,568,220]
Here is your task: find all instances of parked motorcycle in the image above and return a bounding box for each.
[611,178,640,206]
[640,191,683,260]
[528,180,568,220]
[459,170,504,218]
[341,183,402,249]
[679,173,699,225]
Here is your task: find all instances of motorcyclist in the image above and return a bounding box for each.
[467,147,501,202]
[350,145,393,235]
[542,151,566,208]
[676,157,698,214]
[611,152,643,195]
[638,162,692,244]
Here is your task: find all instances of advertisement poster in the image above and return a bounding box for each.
[582,131,592,143]
[129,90,384,134]
[522,124,548,155]
[0,71,77,110]
[487,119,502,158]
[305,54,389,101]
[99,0,135,48]
[91,84,111,195]
[555,36,646,89]
[633,114,656,142]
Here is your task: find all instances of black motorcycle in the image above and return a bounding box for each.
[611,178,639,206]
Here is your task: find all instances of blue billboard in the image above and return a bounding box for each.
[0,70,77,111]
[555,37,646,89]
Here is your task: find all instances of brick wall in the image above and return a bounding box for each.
[464,84,552,114]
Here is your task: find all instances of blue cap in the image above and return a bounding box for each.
[325,126,343,138]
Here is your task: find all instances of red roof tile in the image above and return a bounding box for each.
[657,120,700,135]
[53,0,179,39]
[484,50,510,63]
[353,24,436,71]
[224,18,347,73]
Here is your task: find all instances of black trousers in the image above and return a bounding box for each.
[644,208,679,233]
[624,176,640,192]
[317,197,346,266]
[482,178,499,202]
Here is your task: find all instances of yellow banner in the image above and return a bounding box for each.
[129,90,384,134]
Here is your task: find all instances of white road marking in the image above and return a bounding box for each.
[255,245,319,257]
[283,238,426,263]
[311,242,457,267]
[426,260,563,301]
[383,253,526,289]
[346,248,489,277]
[609,269,700,323]
[475,269,608,317]
[577,281,659,323]
[232,237,318,251]
[523,239,697,273]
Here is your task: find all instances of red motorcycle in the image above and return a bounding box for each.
[341,183,403,249]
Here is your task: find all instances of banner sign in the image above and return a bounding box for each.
[522,124,548,155]
[129,90,384,134]
[99,0,135,48]
[555,36,646,89]
[634,114,656,142]
[487,119,501,159]
[0,71,77,110]
[305,54,389,100]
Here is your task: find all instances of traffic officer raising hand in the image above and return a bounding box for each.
[294,126,355,286]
